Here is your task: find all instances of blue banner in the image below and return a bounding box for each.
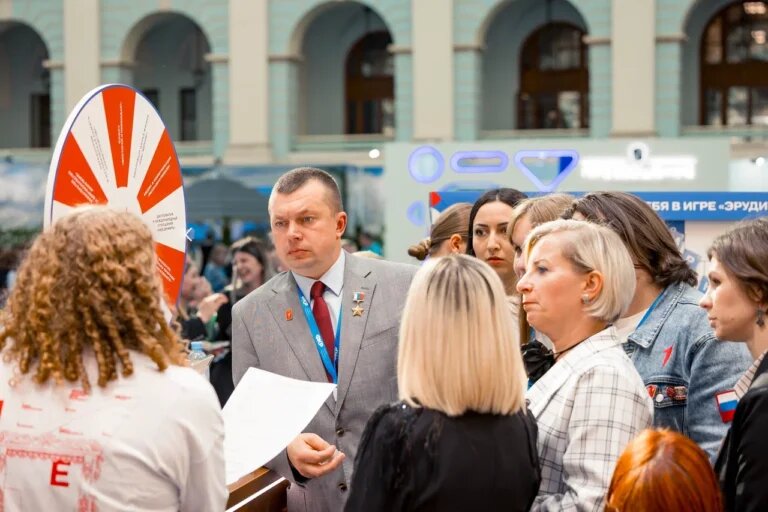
[431,191,768,222]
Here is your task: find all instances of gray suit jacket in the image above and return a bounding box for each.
[232,253,416,512]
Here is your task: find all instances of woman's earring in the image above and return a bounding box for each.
[758,308,766,328]
[581,294,591,305]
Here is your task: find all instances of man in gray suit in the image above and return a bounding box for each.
[232,167,416,511]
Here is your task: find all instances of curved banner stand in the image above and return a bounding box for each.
[44,84,186,308]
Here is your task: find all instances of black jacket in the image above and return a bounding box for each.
[716,354,768,512]
[345,402,540,512]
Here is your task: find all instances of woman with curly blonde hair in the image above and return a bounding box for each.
[0,206,226,511]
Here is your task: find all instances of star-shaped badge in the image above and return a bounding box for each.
[352,305,364,317]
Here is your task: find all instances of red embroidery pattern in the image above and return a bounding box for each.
[0,431,104,482]
[78,492,97,512]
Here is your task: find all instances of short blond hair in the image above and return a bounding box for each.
[509,193,574,247]
[525,219,635,323]
[398,255,526,416]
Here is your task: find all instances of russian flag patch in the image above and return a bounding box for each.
[716,390,738,423]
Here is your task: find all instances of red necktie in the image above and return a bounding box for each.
[310,281,335,382]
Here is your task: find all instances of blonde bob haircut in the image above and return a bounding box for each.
[525,219,636,323]
[398,254,526,416]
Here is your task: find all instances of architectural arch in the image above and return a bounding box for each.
[480,0,589,132]
[0,21,51,148]
[121,13,213,142]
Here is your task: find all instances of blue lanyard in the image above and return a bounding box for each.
[636,291,665,329]
[297,285,342,383]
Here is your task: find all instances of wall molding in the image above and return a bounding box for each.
[656,33,688,43]
[42,59,65,70]
[583,36,611,46]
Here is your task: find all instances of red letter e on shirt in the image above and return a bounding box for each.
[50,460,70,487]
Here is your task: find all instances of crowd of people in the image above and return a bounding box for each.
[0,167,766,511]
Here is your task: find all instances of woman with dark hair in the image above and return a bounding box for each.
[211,236,270,406]
[606,429,722,512]
[564,191,751,460]
[466,188,527,297]
[700,218,768,511]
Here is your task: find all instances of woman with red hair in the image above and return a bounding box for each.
[606,429,722,512]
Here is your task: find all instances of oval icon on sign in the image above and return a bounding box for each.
[450,151,509,173]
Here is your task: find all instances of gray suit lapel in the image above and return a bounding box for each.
[335,255,375,414]
[266,274,333,403]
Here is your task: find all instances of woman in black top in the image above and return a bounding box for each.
[345,255,540,512]
[700,218,768,511]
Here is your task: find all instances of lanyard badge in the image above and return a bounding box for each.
[297,286,342,383]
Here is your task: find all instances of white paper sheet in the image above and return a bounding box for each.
[223,368,336,485]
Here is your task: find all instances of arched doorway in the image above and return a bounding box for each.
[298,2,395,137]
[345,31,394,135]
[518,22,588,129]
[699,1,768,126]
[481,0,589,132]
[124,13,213,142]
[0,21,50,148]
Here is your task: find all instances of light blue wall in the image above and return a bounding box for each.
[454,0,612,138]
[269,0,412,157]
[0,23,50,148]
[482,0,587,131]
[8,0,63,145]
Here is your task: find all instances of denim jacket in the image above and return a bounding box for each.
[624,282,752,461]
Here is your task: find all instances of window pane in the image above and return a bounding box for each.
[142,89,159,110]
[727,86,749,125]
[359,48,393,77]
[705,89,723,125]
[727,4,744,23]
[519,94,536,129]
[180,88,197,141]
[539,26,582,70]
[726,25,750,63]
[744,2,768,16]
[381,98,395,136]
[558,91,581,128]
[538,94,561,128]
[705,18,722,64]
[751,87,768,125]
[347,101,358,133]
[750,20,768,60]
[362,100,381,134]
